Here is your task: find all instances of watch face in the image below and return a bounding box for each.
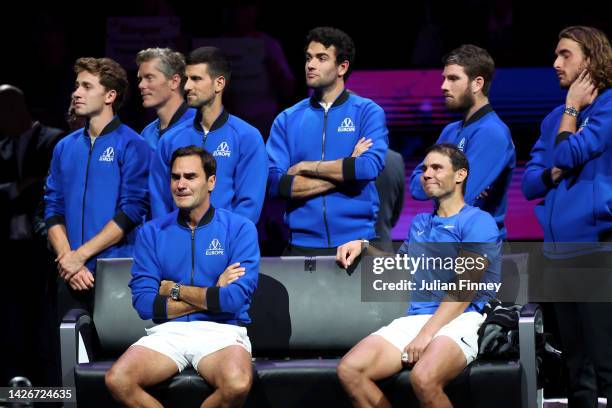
[171,285,179,300]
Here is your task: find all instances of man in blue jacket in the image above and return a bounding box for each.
[337,144,500,407]
[106,146,259,407]
[409,44,515,239]
[267,26,389,255]
[149,46,267,223]
[44,57,150,312]
[136,48,196,151]
[522,26,612,407]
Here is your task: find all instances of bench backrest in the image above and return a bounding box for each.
[94,255,522,357]
[94,257,405,357]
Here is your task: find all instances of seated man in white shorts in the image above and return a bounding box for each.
[336,143,501,408]
[105,145,259,408]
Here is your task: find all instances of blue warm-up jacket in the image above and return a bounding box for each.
[44,117,151,271]
[149,110,267,223]
[130,206,259,325]
[522,89,612,242]
[409,105,515,239]
[266,90,389,248]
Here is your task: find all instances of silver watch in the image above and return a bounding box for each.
[170,283,181,301]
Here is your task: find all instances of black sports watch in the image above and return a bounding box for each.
[170,283,181,301]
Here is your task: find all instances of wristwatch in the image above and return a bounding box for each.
[361,239,369,251]
[170,283,181,301]
[564,106,579,117]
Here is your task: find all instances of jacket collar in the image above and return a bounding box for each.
[177,205,215,228]
[193,109,229,133]
[84,116,121,137]
[309,89,350,109]
[160,102,189,136]
[462,104,493,128]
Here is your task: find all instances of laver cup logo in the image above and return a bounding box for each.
[338,117,355,132]
[213,142,231,157]
[99,147,115,162]
[206,238,224,255]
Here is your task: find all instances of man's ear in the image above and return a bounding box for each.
[215,76,226,94]
[105,89,117,106]
[456,168,468,184]
[471,76,484,94]
[170,73,182,91]
[337,60,349,78]
[207,174,216,192]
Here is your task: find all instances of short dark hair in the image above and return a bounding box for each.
[425,143,469,194]
[186,47,232,86]
[306,27,356,79]
[443,44,495,96]
[170,145,216,179]
[74,57,129,112]
[559,26,612,90]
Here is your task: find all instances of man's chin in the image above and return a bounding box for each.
[558,80,571,89]
[423,188,437,198]
[174,200,193,209]
[445,101,470,113]
[142,100,158,109]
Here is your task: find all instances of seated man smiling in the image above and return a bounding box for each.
[336,143,500,408]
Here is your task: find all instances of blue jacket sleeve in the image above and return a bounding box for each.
[44,141,66,227]
[232,129,268,223]
[266,112,294,199]
[554,99,612,169]
[522,128,554,200]
[343,103,388,181]
[409,162,428,201]
[462,127,514,205]
[113,138,151,232]
[208,219,259,314]
[149,136,175,219]
[130,225,164,321]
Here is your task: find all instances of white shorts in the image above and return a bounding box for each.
[373,311,484,364]
[132,321,251,372]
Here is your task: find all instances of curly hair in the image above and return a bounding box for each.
[74,57,129,112]
[305,27,356,80]
[560,26,612,90]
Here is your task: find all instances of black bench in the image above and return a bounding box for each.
[60,256,542,407]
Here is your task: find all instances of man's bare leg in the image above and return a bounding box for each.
[105,345,179,408]
[337,335,403,408]
[410,336,467,408]
[197,345,253,408]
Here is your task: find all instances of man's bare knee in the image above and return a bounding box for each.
[410,365,439,400]
[219,366,252,400]
[337,355,365,388]
[105,363,134,400]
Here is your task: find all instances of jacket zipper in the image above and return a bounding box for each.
[201,130,208,149]
[190,228,195,285]
[321,110,331,247]
[81,139,95,243]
